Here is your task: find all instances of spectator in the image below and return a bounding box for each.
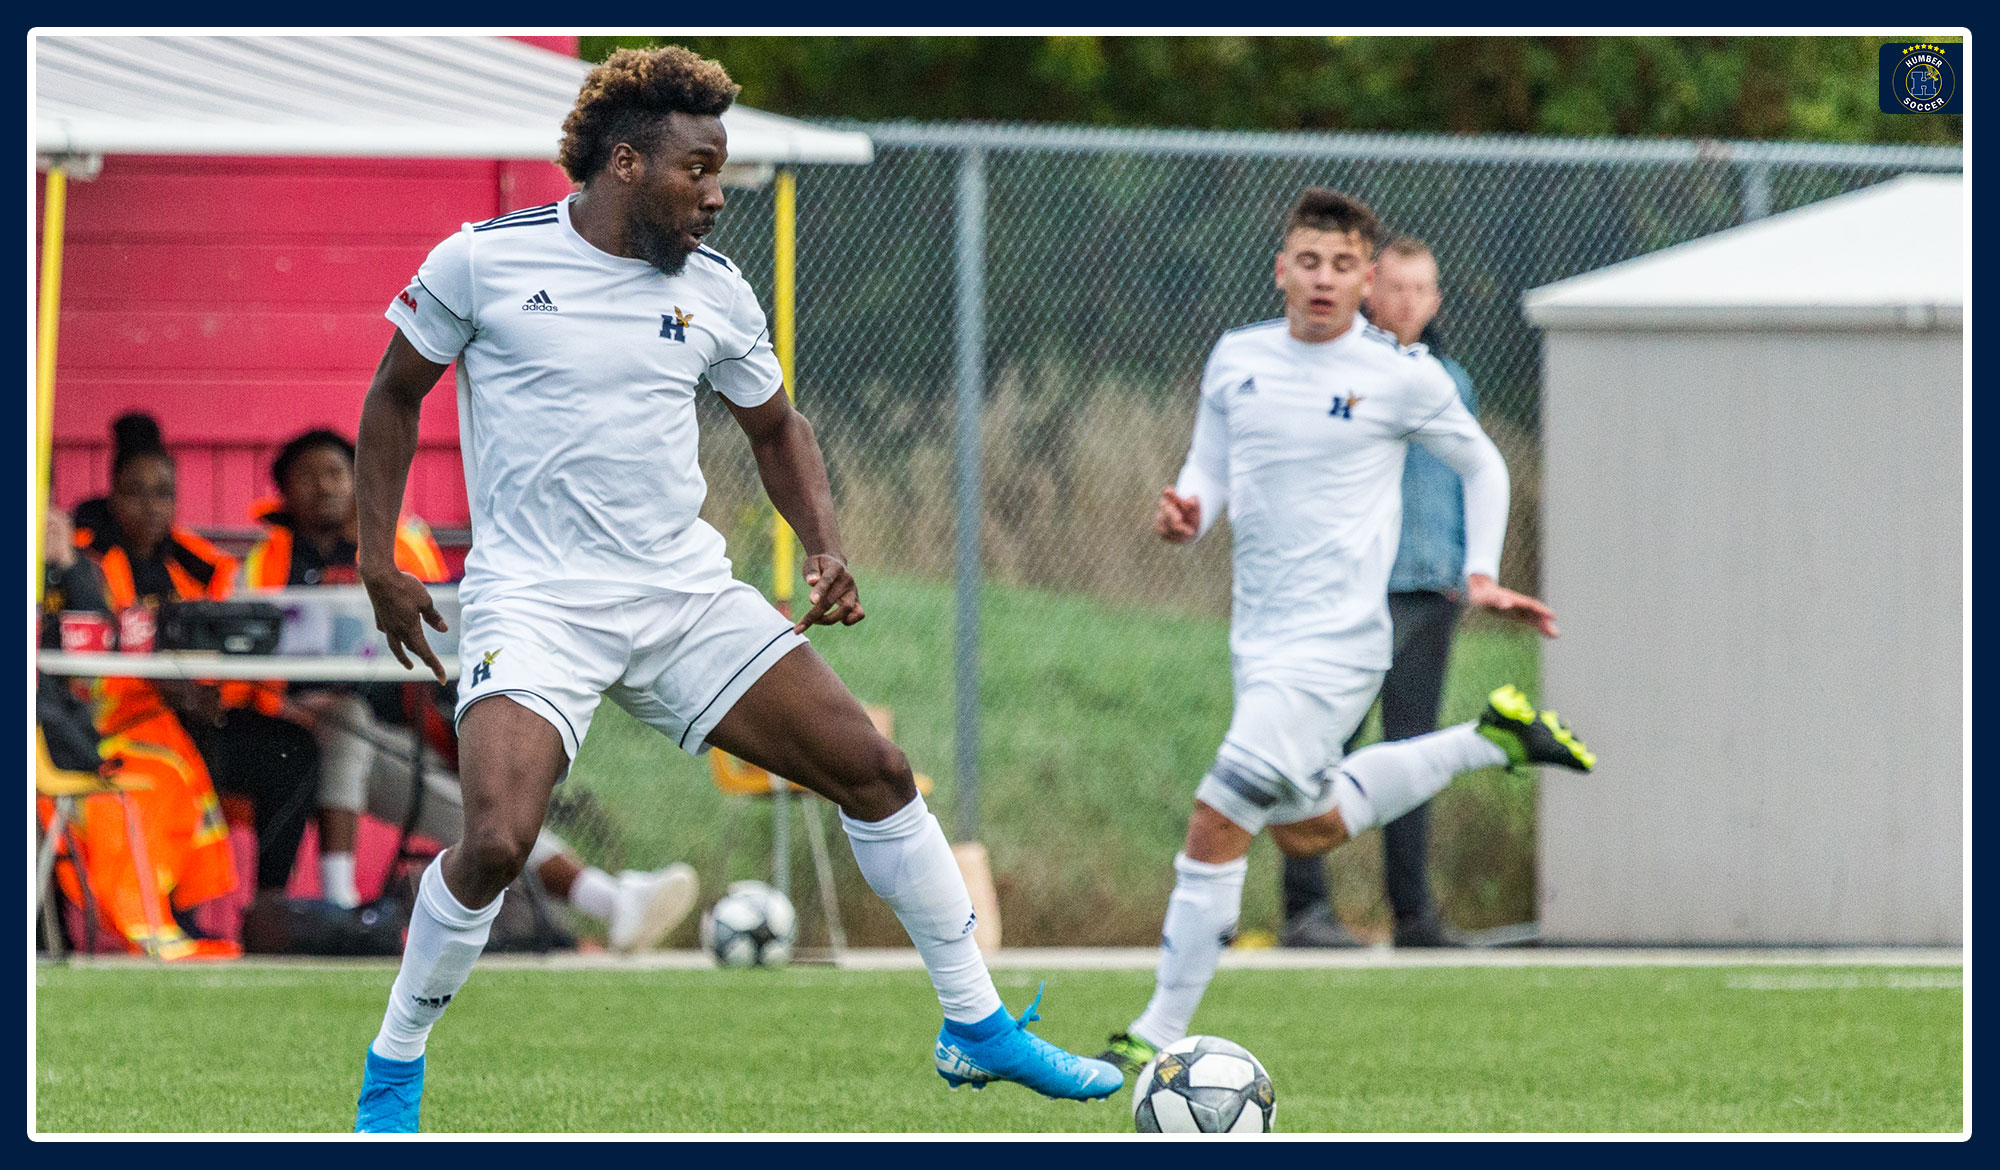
[75,412,321,922]
[40,484,240,959]
[1280,237,1482,949]
[245,428,698,951]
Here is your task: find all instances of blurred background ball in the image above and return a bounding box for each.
[699,880,798,968]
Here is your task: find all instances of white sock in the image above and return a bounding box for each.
[1131,852,1247,1050]
[321,852,361,910]
[1333,723,1507,835]
[840,793,1004,1024]
[370,853,503,1062]
[568,866,619,921]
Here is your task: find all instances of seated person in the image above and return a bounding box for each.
[245,428,697,952]
[74,412,321,919]
[43,484,239,959]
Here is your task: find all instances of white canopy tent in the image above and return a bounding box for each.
[34,33,874,178]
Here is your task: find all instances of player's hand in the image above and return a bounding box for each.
[1465,573,1560,638]
[797,553,864,633]
[1154,487,1201,543]
[362,566,449,683]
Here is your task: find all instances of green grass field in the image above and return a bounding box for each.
[561,569,1543,948]
[35,963,1960,1133]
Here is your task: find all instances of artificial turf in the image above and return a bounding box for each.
[34,962,1961,1134]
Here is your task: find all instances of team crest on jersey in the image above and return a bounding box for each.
[1329,391,1364,420]
[660,306,694,342]
[471,648,502,688]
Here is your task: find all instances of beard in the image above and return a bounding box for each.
[630,214,699,277]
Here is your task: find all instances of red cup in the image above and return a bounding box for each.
[58,611,115,653]
[117,606,157,654]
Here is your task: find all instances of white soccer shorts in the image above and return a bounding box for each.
[452,579,807,768]
[1193,656,1385,835]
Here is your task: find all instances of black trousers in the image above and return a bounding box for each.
[1282,590,1462,928]
[191,709,321,893]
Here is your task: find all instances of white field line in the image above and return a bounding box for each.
[38,946,1964,975]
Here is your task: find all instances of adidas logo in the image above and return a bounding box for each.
[1238,376,1257,396]
[522,290,558,313]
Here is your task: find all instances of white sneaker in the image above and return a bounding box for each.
[608,864,699,953]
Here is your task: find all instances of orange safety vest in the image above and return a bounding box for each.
[57,528,242,957]
[77,527,240,735]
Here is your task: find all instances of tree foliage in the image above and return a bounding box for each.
[582,35,1960,144]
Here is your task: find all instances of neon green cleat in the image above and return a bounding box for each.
[1477,684,1597,772]
[1096,1031,1160,1080]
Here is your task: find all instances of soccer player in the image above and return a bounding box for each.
[351,47,1120,1131]
[1097,189,1596,1077]
[1280,236,1486,950]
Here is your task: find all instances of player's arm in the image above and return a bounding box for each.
[1408,383,1559,638]
[1158,355,1231,544]
[723,392,859,633]
[356,330,454,681]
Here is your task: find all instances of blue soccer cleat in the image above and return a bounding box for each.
[354,1047,425,1133]
[934,983,1124,1101]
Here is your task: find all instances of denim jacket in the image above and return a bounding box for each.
[1387,353,1479,595]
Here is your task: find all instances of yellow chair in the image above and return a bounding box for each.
[706,705,935,962]
[35,728,165,960]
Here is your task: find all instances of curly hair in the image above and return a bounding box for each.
[1282,188,1384,255]
[558,46,741,183]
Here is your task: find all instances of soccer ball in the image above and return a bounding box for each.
[699,880,797,968]
[1132,1035,1276,1133]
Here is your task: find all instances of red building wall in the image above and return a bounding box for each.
[45,36,581,570]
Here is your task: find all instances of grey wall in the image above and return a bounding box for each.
[1539,327,1962,944]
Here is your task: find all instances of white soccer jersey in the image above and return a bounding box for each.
[1174,316,1509,670]
[386,195,784,605]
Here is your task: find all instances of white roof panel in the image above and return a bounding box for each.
[1523,174,1962,331]
[33,34,873,166]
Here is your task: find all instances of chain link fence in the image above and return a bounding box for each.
[599,125,1960,944]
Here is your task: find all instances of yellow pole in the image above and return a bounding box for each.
[771,167,798,615]
[36,167,69,605]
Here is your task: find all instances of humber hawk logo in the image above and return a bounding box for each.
[470,648,501,688]
[1880,43,1960,115]
[1329,391,1364,420]
[660,306,694,342]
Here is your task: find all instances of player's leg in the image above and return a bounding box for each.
[1103,675,1357,1075]
[355,696,568,1133]
[357,598,616,1132]
[625,580,1112,1099]
[1315,683,1595,852]
[698,641,1119,1099]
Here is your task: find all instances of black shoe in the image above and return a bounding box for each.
[1392,917,1467,948]
[1280,904,1362,949]
[1477,684,1597,772]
